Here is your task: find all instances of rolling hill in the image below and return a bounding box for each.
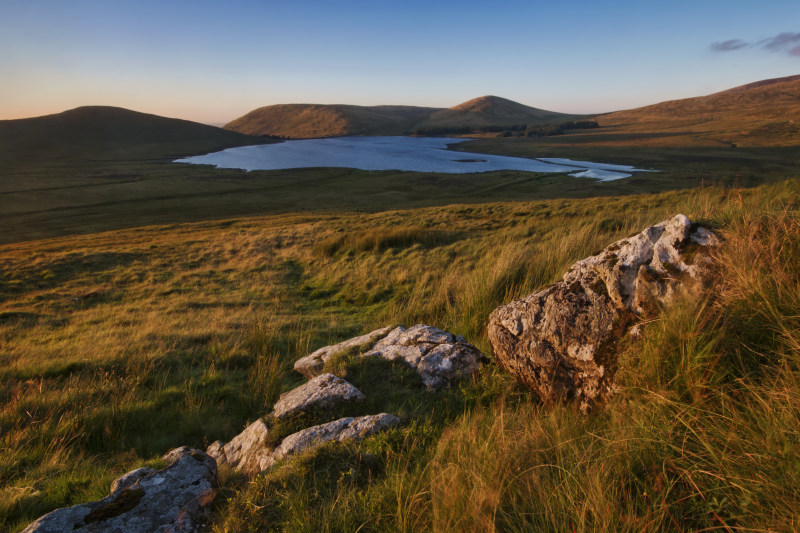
[0,106,270,165]
[224,96,575,138]
[224,104,441,138]
[595,74,800,146]
[413,95,577,131]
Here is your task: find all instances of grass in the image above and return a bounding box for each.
[2,176,800,531]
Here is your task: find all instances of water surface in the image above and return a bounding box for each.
[175,137,653,181]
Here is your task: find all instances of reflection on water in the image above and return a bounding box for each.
[175,136,654,181]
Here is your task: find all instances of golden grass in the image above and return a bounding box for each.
[2,181,799,531]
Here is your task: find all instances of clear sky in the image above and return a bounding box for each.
[1,0,799,124]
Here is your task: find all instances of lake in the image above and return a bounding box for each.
[175,136,653,181]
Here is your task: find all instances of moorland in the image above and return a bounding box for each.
[1,74,800,531]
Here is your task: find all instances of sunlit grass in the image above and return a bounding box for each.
[2,180,799,530]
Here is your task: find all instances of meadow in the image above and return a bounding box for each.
[2,171,800,530]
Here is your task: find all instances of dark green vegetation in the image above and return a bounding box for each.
[224,96,575,139]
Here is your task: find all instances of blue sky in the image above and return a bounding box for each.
[1,0,799,123]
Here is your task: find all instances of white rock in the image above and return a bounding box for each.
[271,373,365,419]
[293,326,395,378]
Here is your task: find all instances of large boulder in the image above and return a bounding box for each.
[488,214,719,411]
[23,447,217,533]
[294,324,487,390]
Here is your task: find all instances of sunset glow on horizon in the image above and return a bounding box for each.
[2,0,799,124]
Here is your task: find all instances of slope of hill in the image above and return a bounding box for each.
[224,96,575,138]
[0,106,270,165]
[414,95,577,131]
[224,104,441,139]
[596,74,800,146]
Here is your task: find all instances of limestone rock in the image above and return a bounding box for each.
[206,419,273,475]
[23,447,217,533]
[488,214,719,411]
[294,326,395,377]
[295,324,486,390]
[272,413,401,463]
[271,373,365,419]
[365,325,485,389]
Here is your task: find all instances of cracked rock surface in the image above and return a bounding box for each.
[295,324,487,389]
[23,447,217,533]
[488,214,719,411]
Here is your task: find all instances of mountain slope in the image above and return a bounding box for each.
[225,104,441,139]
[0,106,270,165]
[596,74,800,146]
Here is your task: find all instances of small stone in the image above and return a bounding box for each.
[293,326,395,378]
[296,324,487,390]
[206,419,273,475]
[271,413,401,464]
[271,373,365,419]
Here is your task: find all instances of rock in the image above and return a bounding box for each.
[207,413,400,476]
[207,419,273,475]
[365,325,485,389]
[271,413,401,464]
[271,373,365,419]
[23,447,217,533]
[488,214,719,411]
[295,324,486,390]
[294,326,396,377]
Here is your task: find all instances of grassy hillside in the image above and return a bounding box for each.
[594,74,800,147]
[224,96,574,139]
[0,106,271,166]
[1,179,799,531]
[224,104,441,138]
[414,95,576,131]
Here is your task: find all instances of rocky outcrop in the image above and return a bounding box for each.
[23,447,217,533]
[488,214,719,411]
[207,419,273,475]
[295,324,487,389]
[294,326,395,377]
[270,413,401,464]
[208,413,400,476]
[272,373,365,419]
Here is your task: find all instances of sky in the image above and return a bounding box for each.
[1,0,799,124]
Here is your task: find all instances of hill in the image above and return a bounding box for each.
[413,95,577,132]
[596,74,800,146]
[224,96,574,138]
[0,106,270,165]
[224,104,441,138]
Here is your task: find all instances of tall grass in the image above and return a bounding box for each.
[414,185,800,532]
[2,181,799,531]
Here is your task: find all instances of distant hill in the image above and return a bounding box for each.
[0,106,270,165]
[596,74,800,146]
[225,96,574,138]
[225,104,441,139]
[413,96,576,132]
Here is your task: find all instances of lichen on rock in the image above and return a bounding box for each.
[295,324,487,390]
[23,447,217,533]
[488,214,720,412]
